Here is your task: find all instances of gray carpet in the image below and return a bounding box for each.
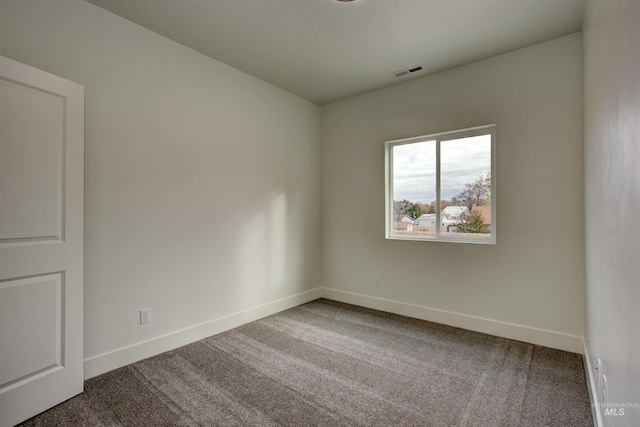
[20,299,593,426]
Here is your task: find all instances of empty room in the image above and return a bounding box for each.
[0,0,638,426]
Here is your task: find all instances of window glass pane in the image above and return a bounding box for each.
[392,140,436,238]
[440,134,492,238]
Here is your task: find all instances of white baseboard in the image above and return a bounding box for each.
[84,287,322,379]
[583,341,603,427]
[321,288,584,354]
[85,286,585,380]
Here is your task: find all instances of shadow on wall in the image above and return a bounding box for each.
[236,191,289,308]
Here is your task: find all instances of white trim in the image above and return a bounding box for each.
[83,288,322,379]
[84,287,585,381]
[583,341,603,427]
[321,287,583,353]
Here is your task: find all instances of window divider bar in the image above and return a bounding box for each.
[435,139,441,238]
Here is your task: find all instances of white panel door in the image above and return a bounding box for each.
[0,55,84,427]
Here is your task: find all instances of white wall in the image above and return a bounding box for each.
[0,0,322,376]
[583,0,640,425]
[322,34,585,352]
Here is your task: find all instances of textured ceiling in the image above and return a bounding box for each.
[86,0,585,105]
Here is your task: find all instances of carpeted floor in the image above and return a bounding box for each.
[20,299,593,426]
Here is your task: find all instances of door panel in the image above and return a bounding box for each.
[0,55,84,427]
[0,273,63,387]
[0,78,64,242]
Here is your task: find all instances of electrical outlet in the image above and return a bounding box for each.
[140,307,151,324]
[373,276,380,288]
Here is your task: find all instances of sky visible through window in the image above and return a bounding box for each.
[393,135,491,203]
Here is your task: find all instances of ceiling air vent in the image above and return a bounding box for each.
[392,64,424,78]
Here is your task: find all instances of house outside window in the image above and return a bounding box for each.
[385,125,496,244]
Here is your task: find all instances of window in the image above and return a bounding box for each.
[385,125,495,244]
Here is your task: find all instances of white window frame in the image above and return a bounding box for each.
[385,124,496,244]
